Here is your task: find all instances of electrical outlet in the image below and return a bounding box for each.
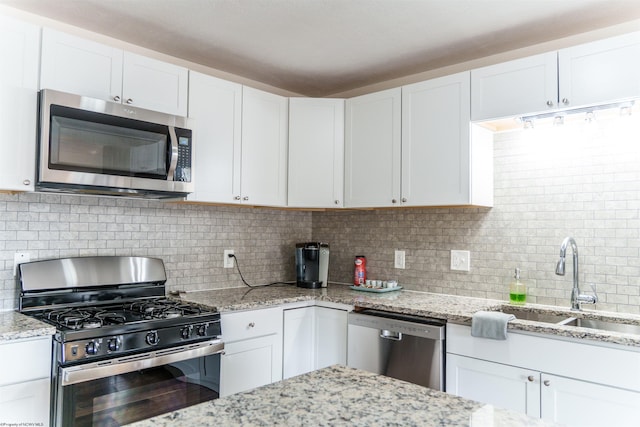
[14,252,30,276]
[450,250,470,272]
[223,250,235,268]
[394,250,406,269]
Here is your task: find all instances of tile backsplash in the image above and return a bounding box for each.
[0,193,310,310]
[315,115,640,314]
[3,113,640,314]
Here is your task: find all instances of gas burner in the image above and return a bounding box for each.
[81,319,103,329]
[128,299,203,320]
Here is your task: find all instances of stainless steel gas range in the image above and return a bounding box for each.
[18,256,223,427]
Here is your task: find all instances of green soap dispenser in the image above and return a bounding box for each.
[509,268,526,305]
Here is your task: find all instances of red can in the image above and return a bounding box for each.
[354,256,366,286]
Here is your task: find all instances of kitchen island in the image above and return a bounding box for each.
[126,364,557,427]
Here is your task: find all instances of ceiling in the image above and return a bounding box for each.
[2,0,640,96]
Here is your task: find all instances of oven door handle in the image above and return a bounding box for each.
[60,339,224,386]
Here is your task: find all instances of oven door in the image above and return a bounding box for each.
[54,339,223,427]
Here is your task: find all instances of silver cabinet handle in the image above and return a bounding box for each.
[23,179,31,186]
[392,199,397,204]
[562,98,569,105]
[546,100,554,107]
[248,322,255,328]
[527,375,535,382]
[113,95,121,102]
[233,196,241,200]
[242,196,249,201]
[402,197,407,203]
[126,98,133,104]
[379,330,402,341]
[334,200,340,205]
[543,380,551,386]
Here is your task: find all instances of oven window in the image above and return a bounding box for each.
[61,354,220,427]
[49,105,169,179]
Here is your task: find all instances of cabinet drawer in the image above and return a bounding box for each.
[221,307,282,343]
[0,336,52,386]
[0,377,51,426]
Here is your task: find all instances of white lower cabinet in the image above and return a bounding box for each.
[540,373,640,427]
[220,307,283,397]
[446,353,540,417]
[283,305,348,379]
[0,336,52,426]
[446,324,640,427]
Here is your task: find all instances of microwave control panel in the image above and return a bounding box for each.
[175,135,192,182]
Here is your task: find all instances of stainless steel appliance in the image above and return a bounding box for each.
[295,242,329,289]
[347,309,445,391]
[37,89,194,199]
[18,256,223,427]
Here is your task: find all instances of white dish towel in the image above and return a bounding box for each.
[471,311,516,340]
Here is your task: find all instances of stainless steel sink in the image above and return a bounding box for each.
[499,307,570,324]
[499,306,640,335]
[560,317,640,334]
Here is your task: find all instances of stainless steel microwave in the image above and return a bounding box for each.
[37,89,194,199]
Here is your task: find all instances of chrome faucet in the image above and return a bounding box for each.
[555,237,597,310]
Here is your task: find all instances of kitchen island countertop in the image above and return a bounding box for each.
[176,284,640,347]
[126,364,559,427]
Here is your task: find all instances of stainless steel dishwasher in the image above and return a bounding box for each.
[347,309,446,391]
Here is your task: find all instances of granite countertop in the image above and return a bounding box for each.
[176,284,640,347]
[0,311,56,342]
[126,365,559,427]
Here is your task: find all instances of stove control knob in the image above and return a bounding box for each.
[196,324,207,337]
[107,338,120,352]
[146,331,159,346]
[180,326,191,340]
[85,341,98,356]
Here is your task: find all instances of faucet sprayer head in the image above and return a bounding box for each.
[555,257,566,276]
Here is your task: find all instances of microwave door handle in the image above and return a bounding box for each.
[167,126,178,181]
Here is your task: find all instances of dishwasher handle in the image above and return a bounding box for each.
[380,330,402,341]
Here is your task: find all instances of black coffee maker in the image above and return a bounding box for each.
[295,242,330,289]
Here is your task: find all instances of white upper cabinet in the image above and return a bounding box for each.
[0,15,40,192]
[240,86,289,207]
[288,98,344,208]
[41,28,123,102]
[187,72,242,203]
[471,52,558,121]
[41,28,188,116]
[121,52,188,116]
[344,87,402,208]
[471,31,640,121]
[402,72,492,207]
[558,31,640,110]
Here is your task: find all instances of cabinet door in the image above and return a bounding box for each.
[314,307,347,369]
[0,15,39,191]
[541,373,640,427]
[401,72,471,206]
[40,28,123,102]
[446,354,540,418]
[471,52,558,120]
[288,98,345,208]
[187,72,242,203]
[220,334,281,397]
[240,86,289,206]
[344,87,401,207]
[559,32,640,110]
[283,307,315,379]
[0,377,50,426]
[122,52,188,116]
